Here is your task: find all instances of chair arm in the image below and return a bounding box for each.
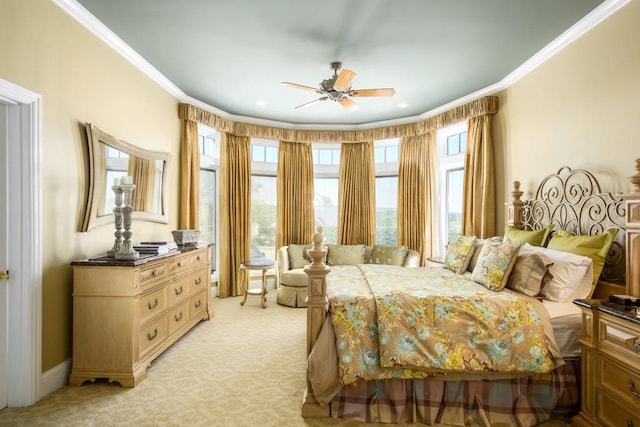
[277,246,290,273]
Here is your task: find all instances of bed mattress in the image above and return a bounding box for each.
[543,300,583,358]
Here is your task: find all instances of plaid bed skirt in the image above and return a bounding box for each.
[330,358,580,426]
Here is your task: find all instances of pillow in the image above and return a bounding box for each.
[506,250,553,297]
[504,224,553,247]
[370,245,408,266]
[466,237,502,273]
[288,244,311,269]
[522,243,594,302]
[326,244,366,266]
[443,235,477,274]
[471,239,521,291]
[547,228,617,293]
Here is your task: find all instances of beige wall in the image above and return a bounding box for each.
[493,0,640,229]
[0,0,182,371]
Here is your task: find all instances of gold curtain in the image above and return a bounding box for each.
[178,96,498,143]
[179,120,200,229]
[397,132,437,266]
[127,156,154,211]
[337,141,376,245]
[218,132,251,298]
[276,141,315,250]
[462,114,495,238]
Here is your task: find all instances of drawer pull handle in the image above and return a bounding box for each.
[177,261,183,267]
[194,278,202,285]
[174,311,183,322]
[147,298,159,310]
[196,255,201,261]
[630,379,640,398]
[174,286,183,295]
[147,328,158,341]
[628,417,634,427]
[194,300,202,309]
[150,269,157,278]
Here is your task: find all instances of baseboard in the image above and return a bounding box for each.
[40,359,71,399]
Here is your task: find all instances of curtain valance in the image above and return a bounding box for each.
[177,96,498,142]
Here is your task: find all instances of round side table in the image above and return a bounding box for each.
[239,260,274,308]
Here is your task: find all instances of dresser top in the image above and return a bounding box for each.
[71,243,209,267]
[574,298,640,326]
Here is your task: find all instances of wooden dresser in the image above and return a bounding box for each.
[573,299,640,426]
[69,244,212,387]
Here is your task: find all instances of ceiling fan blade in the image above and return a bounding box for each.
[294,97,328,109]
[333,69,357,92]
[348,88,395,97]
[281,82,319,92]
[338,97,359,111]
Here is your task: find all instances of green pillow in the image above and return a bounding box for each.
[370,245,408,266]
[326,244,366,266]
[547,228,617,290]
[471,239,521,291]
[443,235,477,274]
[504,224,553,247]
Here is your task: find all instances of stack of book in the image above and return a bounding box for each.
[133,241,179,255]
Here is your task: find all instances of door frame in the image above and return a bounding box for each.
[0,78,42,407]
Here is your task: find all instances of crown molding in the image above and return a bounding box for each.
[53,0,629,130]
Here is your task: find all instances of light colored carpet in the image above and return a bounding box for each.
[0,287,572,427]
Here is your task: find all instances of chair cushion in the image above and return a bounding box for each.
[279,268,308,287]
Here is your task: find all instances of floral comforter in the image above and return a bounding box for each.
[326,264,562,385]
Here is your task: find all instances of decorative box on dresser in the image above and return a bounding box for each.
[69,244,212,388]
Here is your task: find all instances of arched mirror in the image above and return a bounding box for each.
[81,123,171,231]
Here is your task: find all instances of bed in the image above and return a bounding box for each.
[301,165,637,426]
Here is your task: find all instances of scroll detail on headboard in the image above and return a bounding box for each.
[515,166,626,284]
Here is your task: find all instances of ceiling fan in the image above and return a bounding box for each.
[281,62,395,111]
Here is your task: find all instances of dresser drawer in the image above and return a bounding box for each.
[599,316,640,362]
[139,263,167,288]
[190,290,207,319]
[139,316,167,358]
[190,249,208,269]
[139,287,167,324]
[168,301,190,335]
[190,267,209,295]
[167,254,190,276]
[167,275,190,307]
[599,355,640,408]
[598,390,640,427]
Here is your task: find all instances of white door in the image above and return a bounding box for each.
[0,102,8,410]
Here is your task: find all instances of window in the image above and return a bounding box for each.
[198,125,220,272]
[374,138,400,245]
[251,139,278,260]
[313,177,339,244]
[437,122,468,253]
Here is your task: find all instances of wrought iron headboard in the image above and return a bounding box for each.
[508,166,626,283]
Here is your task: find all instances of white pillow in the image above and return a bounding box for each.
[522,243,594,302]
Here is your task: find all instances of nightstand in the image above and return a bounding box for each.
[573,299,640,426]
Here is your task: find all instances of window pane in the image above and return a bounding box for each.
[385,145,399,163]
[459,131,467,152]
[199,168,217,271]
[312,149,319,164]
[251,175,277,261]
[265,146,278,163]
[203,137,215,157]
[447,134,459,155]
[374,146,385,164]
[375,176,398,245]
[332,149,340,165]
[318,149,332,165]
[446,168,464,243]
[199,135,204,154]
[314,178,339,244]
[251,145,265,162]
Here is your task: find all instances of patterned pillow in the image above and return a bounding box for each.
[326,244,366,266]
[288,244,311,269]
[443,235,477,274]
[370,245,408,266]
[471,239,521,291]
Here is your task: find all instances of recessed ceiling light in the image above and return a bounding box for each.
[256,99,267,106]
[397,102,409,109]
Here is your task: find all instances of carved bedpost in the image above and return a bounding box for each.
[302,226,330,417]
[505,180,524,230]
[622,158,640,297]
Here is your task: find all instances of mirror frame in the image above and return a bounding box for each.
[81,122,171,231]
